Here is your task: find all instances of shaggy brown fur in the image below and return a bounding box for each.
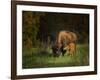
[57,31,77,46]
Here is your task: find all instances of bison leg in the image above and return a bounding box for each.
[62,49,66,56]
[61,46,66,56]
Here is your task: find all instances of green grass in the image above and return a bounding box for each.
[22,44,89,69]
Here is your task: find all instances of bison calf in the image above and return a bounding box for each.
[64,43,76,56]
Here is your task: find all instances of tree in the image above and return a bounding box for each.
[22,11,45,48]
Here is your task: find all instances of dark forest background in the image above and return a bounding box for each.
[22,11,89,49]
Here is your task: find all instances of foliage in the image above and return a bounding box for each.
[22,11,45,48]
[22,11,89,49]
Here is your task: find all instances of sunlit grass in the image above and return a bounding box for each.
[22,44,89,69]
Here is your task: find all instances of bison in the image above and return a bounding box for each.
[63,42,76,56]
[52,31,77,57]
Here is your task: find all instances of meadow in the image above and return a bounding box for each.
[22,44,89,69]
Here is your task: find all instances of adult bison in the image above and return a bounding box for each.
[52,31,77,57]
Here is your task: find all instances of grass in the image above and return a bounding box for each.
[22,44,89,69]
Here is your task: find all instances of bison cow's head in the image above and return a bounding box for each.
[52,44,62,57]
